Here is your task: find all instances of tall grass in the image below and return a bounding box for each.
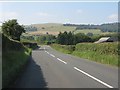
[74,42,118,66]
[2,47,32,88]
[51,44,75,54]
[51,42,119,66]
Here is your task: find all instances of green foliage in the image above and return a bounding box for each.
[86,32,93,37]
[74,33,92,44]
[2,34,24,52]
[57,31,92,45]
[74,29,102,35]
[24,25,37,32]
[22,42,38,50]
[51,44,75,54]
[2,48,31,88]
[20,35,36,43]
[74,42,118,66]
[37,35,46,44]
[2,34,32,88]
[73,22,118,32]
[72,51,118,66]
[2,19,25,41]
[51,42,119,66]
[57,31,75,45]
[75,43,118,55]
[37,34,56,44]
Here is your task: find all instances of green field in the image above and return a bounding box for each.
[51,43,119,67]
[74,29,102,35]
[27,23,116,36]
[32,23,76,32]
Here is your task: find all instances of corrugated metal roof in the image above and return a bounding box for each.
[94,37,110,43]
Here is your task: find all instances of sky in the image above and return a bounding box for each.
[0,1,118,25]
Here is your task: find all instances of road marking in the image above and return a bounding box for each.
[50,54,55,57]
[44,47,45,50]
[73,67,113,88]
[57,58,67,64]
[45,51,49,54]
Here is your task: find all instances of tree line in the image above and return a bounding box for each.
[57,31,92,45]
[63,22,119,32]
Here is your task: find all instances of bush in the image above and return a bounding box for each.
[74,42,119,66]
[75,42,118,55]
[51,44,75,54]
[51,42,119,66]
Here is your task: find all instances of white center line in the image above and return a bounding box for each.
[45,51,49,54]
[57,58,67,64]
[74,67,113,88]
[50,54,55,57]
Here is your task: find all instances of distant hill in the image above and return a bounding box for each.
[25,22,118,36]
[28,23,76,35]
[64,22,118,32]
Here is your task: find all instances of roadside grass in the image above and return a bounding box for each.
[2,47,32,88]
[72,51,118,66]
[51,43,119,67]
[51,44,74,54]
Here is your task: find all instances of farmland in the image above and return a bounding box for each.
[27,23,116,36]
[29,23,76,35]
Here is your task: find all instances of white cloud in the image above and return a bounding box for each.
[108,14,118,21]
[0,12,18,22]
[37,12,49,17]
[77,9,83,14]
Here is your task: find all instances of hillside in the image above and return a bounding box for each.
[26,23,117,36]
[28,23,76,35]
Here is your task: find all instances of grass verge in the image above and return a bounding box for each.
[2,47,32,88]
[51,44,75,54]
[72,51,118,66]
[51,43,118,67]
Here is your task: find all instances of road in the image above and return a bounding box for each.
[14,45,118,88]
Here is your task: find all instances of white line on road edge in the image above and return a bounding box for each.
[57,58,67,64]
[50,54,55,57]
[45,51,49,54]
[73,67,113,88]
[44,47,45,50]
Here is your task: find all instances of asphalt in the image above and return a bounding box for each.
[13,45,118,88]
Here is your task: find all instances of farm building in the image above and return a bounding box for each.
[94,37,118,43]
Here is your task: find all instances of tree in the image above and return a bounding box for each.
[57,32,63,44]
[57,31,74,45]
[2,19,25,41]
[87,32,93,37]
[74,33,92,43]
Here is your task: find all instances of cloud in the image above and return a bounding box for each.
[0,12,18,22]
[37,12,49,17]
[108,14,118,21]
[77,9,83,14]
